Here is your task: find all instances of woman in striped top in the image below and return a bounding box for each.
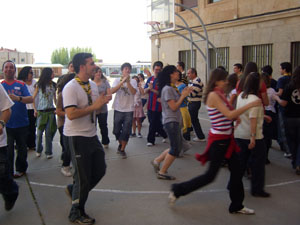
[169,68,261,215]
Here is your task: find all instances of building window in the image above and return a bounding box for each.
[242,44,272,70]
[208,0,221,3]
[181,0,198,8]
[291,42,300,70]
[209,47,229,71]
[21,58,25,62]
[179,50,196,72]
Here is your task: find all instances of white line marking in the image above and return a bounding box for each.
[28,179,300,195]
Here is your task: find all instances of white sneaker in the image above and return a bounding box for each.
[61,166,72,177]
[46,154,53,159]
[193,137,206,142]
[137,134,143,138]
[147,142,153,147]
[168,191,177,205]
[233,207,255,215]
[162,138,167,143]
[36,152,41,157]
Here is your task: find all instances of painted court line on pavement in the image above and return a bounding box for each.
[27,179,300,195]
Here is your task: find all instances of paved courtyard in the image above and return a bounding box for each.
[1,107,299,225]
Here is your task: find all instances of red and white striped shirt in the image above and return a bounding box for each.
[207,106,233,135]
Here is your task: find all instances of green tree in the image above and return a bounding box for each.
[51,47,69,65]
[69,47,97,61]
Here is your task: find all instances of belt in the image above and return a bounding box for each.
[38,108,55,112]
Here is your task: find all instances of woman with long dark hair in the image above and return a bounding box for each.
[17,66,36,151]
[33,67,57,159]
[235,72,270,197]
[274,66,300,175]
[169,69,261,214]
[151,65,192,180]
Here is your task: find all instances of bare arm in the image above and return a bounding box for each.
[126,80,137,95]
[248,118,257,149]
[277,88,283,96]
[261,92,269,106]
[110,79,127,94]
[167,87,192,111]
[273,95,288,107]
[209,92,261,120]
[0,108,11,135]
[9,94,33,104]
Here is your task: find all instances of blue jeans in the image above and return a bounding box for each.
[113,110,133,142]
[163,122,182,157]
[285,117,300,168]
[36,113,56,155]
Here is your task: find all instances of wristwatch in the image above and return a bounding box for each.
[19,96,23,102]
[0,120,5,128]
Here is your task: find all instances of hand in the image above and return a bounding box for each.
[144,69,151,77]
[181,86,193,97]
[34,110,38,117]
[234,117,241,129]
[8,94,20,102]
[93,93,112,109]
[264,115,272,123]
[248,137,256,149]
[272,94,279,101]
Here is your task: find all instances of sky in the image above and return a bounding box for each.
[0,0,151,64]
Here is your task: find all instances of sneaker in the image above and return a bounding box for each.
[137,133,143,138]
[13,171,25,178]
[61,166,72,177]
[130,133,136,137]
[4,193,18,211]
[103,144,109,149]
[147,142,154,147]
[157,173,176,180]
[193,137,206,142]
[36,152,41,157]
[284,152,292,158]
[120,151,127,159]
[150,160,160,173]
[168,191,177,205]
[232,207,255,215]
[251,190,271,198]
[46,154,53,159]
[70,214,95,225]
[162,138,167,143]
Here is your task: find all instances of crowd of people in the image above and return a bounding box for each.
[0,54,299,224]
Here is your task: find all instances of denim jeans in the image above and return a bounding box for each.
[163,122,182,157]
[58,126,71,167]
[6,126,29,175]
[147,110,167,144]
[285,117,300,168]
[113,110,133,142]
[67,135,106,220]
[235,138,266,193]
[0,146,19,203]
[188,101,205,139]
[97,112,110,145]
[172,139,245,213]
[36,113,55,155]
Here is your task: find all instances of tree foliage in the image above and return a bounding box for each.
[51,47,97,65]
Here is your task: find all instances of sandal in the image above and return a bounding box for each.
[157,173,176,180]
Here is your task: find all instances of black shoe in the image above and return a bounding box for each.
[70,215,95,225]
[120,151,127,159]
[4,193,18,211]
[251,191,271,198]
[117,144,122,154]
[265,158,271,165]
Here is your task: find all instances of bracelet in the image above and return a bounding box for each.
[18,96,23,102]
[0,120,5,128]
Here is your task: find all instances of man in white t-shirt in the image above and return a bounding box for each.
[111,63,137,158]
[63,53,111,224]
[0,84,19,211]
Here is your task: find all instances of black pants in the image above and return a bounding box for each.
[147,110,167,144]
[235,138,266,193]
[27,109,36,149]
[188,101,205,139]
[6,126,29,175]
[67,136,106,219]
[97,113,110,145]
[172,139,244,213]
[58,126,71,167]
[0,146,19,203]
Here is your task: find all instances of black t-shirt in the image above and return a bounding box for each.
[281,84,300,118]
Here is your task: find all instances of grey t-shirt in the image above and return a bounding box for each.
[161,85,182,124]
[97,79,111,113]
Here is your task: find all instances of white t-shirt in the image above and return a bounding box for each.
[62,79,99,137]
[234,93,264,140]
[265,87,276,113]
[0,84,14,147]
[26,79,36,110]
[112,78,137,112]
